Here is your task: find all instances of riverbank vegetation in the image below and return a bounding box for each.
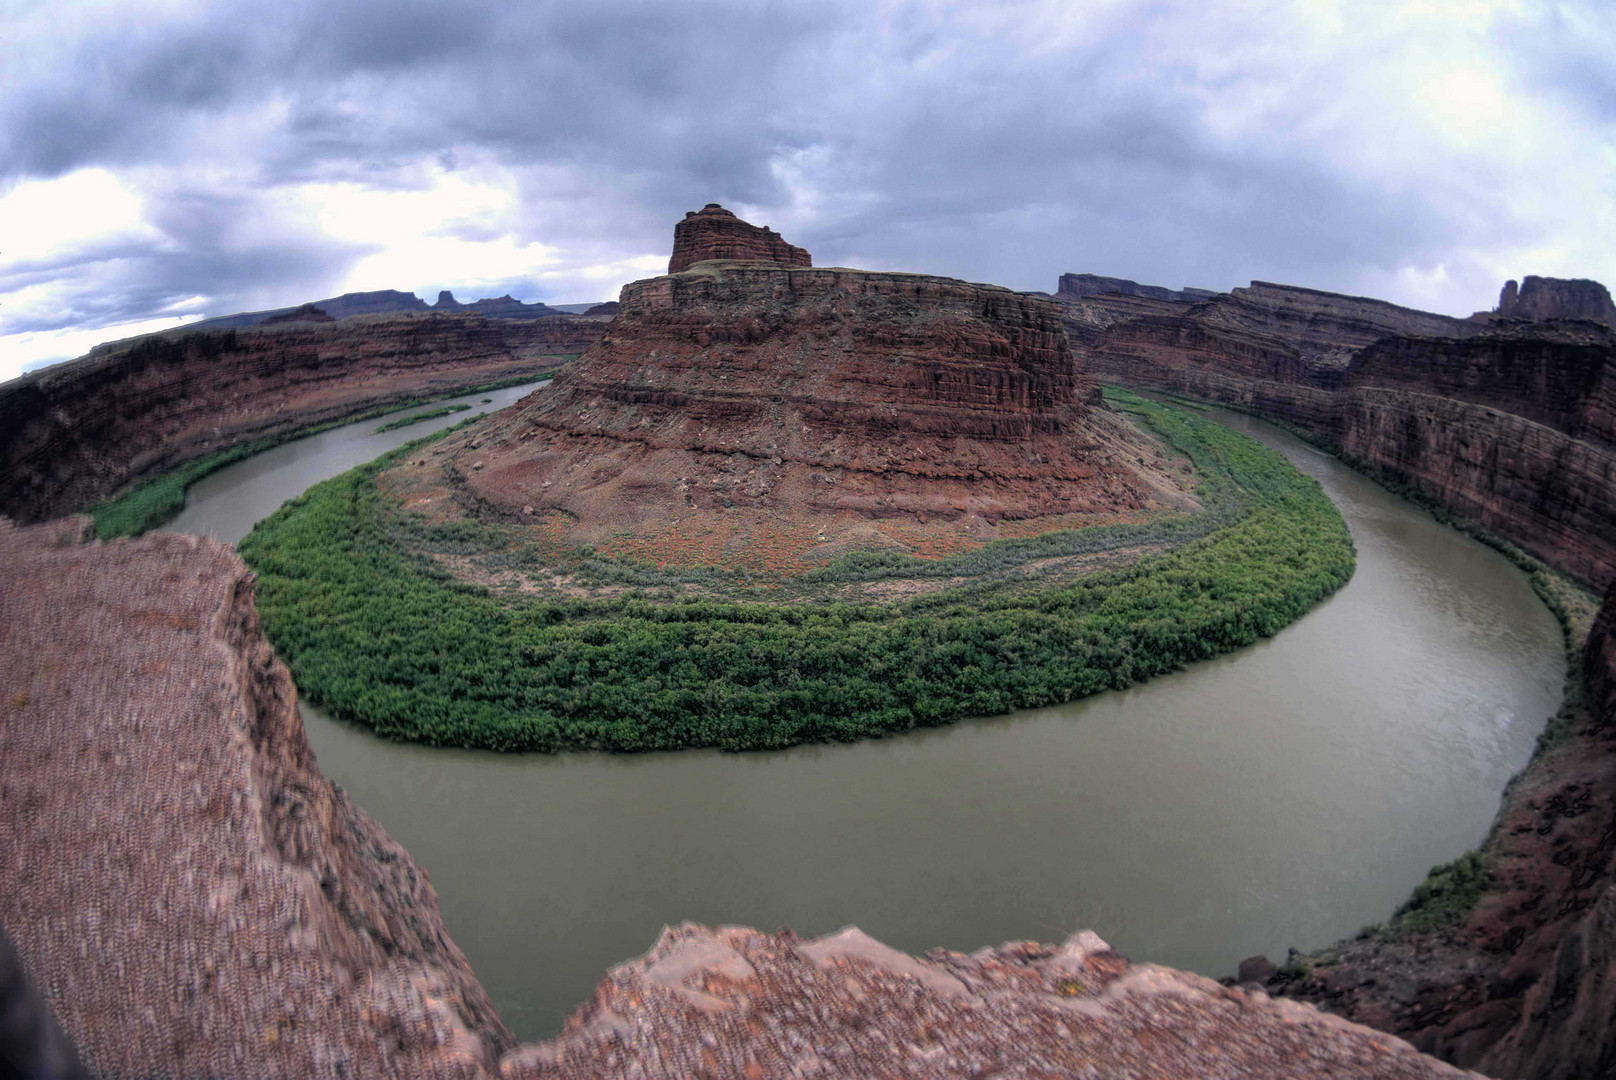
[237,391,1356,752]
[375,403,473,432]
[90,374,552,539]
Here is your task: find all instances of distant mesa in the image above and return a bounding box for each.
[582,301,619,316]
[1497,275,1616,326]
[1056,273,1217,305]
[668,202,813,274]
[258,303,334,325]
[189,287,564,331]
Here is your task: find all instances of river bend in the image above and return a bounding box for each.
[167,385,1563,1038]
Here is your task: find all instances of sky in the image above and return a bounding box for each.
[2,0,1613,381]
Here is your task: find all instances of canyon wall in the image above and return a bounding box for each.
[667,203,811,274]
[1071,279,1616,590]
[0,312,604,524]
[0,518,1482,1079]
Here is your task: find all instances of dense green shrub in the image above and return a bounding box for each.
[238,392,1356,752]
[375,404,474,432]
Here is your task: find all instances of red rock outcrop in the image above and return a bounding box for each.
[1498,276,1616,327]
[667,203,811,274]
[0,518,1485,1079]
[0,312,605,524]
[0,517,513,1079]
[453,262,1172,543]
[507,923,1477,1079]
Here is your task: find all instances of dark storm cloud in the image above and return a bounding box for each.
[3,0,1613,372]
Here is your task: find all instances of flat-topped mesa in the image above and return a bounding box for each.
[1498,275,1616,326]
[668,203,812,274]
[1056,273,1218,305]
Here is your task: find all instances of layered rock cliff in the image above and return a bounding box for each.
[0,514,1484,1078]
[667,203,811,274]
[453,261,1170,542]
[1069,274,1616,589]
[1498,276,1616,327]
[0,312,605,525]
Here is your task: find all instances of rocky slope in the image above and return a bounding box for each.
[0,517,512,1079]
[0,514,1484,1077]
[1067,275,1616,589]
[0,312,605,525]
[668,203,811,274]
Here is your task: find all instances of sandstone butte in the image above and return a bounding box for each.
[668,202,812,274]
[1057,269,1616,1078]
[0,310,609,525]
[426,206,1185,569]
[0,514,1496,1080]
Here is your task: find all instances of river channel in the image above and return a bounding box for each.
[169,382,1565,1039]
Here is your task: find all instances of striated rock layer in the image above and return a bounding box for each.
[668,203,811,274]
[0,312,605,525]
[0,518,1483,1077]
[455,262,1170,539]
[1067,274,1616,590]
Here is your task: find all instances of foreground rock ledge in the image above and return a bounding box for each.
[1,519,1478,1078]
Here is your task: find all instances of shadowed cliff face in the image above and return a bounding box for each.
[1499,276,1616,327]
[0,312,605,524]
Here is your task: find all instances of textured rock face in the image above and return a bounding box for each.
[458,263,1169,535]
[508,923,1478,1079]
[0,518,512,1079]
[667,203,811,274]
[1076,276,1616,589]
[0,312,603,524]
[1499,276,1616,326]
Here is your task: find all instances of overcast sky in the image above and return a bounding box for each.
[2,0,1613,380]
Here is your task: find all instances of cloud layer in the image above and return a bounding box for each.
[3,0,1613,378]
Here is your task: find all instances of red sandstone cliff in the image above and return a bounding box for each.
[0,312,605,524]
[0,517,1484,1079]
[453,263,1170,539]
[1068,274,1616,590]
[667,203,811,274]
